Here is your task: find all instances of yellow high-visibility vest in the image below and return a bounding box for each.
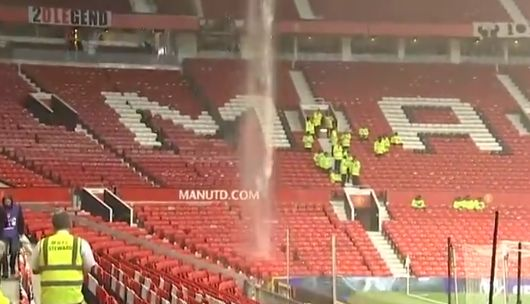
[39,231,84,304]
[0,290,9,304]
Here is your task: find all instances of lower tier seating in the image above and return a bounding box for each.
[25,208,256,303]
[384,192,530,277]
[134,199,390,277]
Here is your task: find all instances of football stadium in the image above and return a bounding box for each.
[2,0,530,303]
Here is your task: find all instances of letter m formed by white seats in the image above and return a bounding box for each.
[378,97,503,152]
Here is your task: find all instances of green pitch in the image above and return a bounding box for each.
[346,292,530,304]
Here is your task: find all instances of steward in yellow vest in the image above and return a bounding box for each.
[312,110,323,129]
[33,212,95,304]
[390,132,402,145]
[411,196,426,209]
[340,132,352,149]
[330,129,339,146]
[305,117,315,136]
[349,157,361,185]
[302,132,314,151]
[374,138,386,156]
[358,127,369,141]
[332,145,343,172]
[324,115,334,134]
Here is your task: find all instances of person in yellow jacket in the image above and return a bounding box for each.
[330,129,339,147]
[411,195,426,209]
[312,109,323,131]
[374,137,385,156]
[340,132,352,150]
[305,117,315,137]
[382,136,391,152]
[332,145,343,172]
[302,132,314,151]
[31,212,98,304]
[324,114,335,136]
[321,153,333,170]
[390,132,402,145]
[474,198,486,211]
[349,156,361,185]
[358,127,369,141]
[339,155,350,186]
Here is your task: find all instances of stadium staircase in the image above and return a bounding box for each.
[193,0,205,18]
[128,0,156,13]
[329,199,348,221]
[497,0,528,23]
[293,0,318,19]
[497,74,530,116]
[365,231,408,277]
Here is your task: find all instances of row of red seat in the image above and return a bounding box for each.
[134,199,390,277]
[25,207,257,303]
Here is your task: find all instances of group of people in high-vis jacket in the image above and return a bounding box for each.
[453,196,486,211]
[374,133,402,156]
[302,109,328,151]
[304,110,363,186]
[410,195,487,211]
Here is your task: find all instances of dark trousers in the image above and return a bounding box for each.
[1,236,19,276]
[351,175,360,186]
[334,159,341,172]
[341,174,348,186]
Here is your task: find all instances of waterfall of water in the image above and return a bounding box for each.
[239,0,277,258]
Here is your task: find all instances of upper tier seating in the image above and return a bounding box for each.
[22,63,332,188]
[309,0,511,23]
[155,0,195,15]
[25,208,257,303]
[135,199,390,277]
[0,0,131,13]
[384,192,530,277]
[22,65,231,188]
[184,59,300,109]
[303,62,530,191]
[0,64,146,187]
[0,154,54,187]
[200,0,299,20]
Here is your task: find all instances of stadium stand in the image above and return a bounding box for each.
[133,199,390,277]
[16,63,331,188]
[302,62,530,191]
[25,207,257,303]
[154,0,195,15]
[0,64,147,187]
[307,0,511,22]
[200,0,299,20]
[0,0,132,13]
[384,192,530,277]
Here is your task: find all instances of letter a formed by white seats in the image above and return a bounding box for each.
[378,97,503,152]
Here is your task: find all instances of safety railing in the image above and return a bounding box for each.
[18,248,35,304]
